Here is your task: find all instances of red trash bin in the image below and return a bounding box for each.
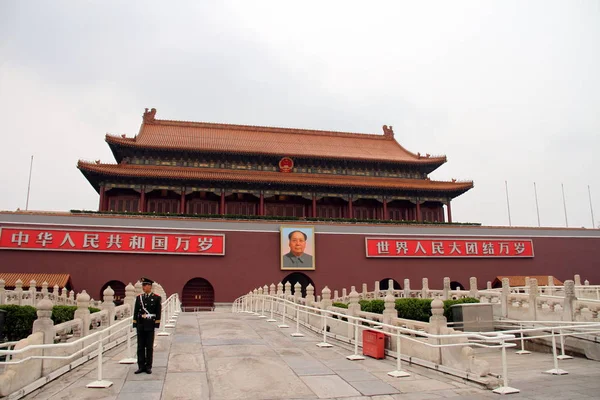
[362,329,385,359]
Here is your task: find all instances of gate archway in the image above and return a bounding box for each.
[182,278,215,311]
[379,278,402,291]
[100,280,126,306]
[282,272,315,298]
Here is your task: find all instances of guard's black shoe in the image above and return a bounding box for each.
[146,368,152,374]
[134,368,145,374]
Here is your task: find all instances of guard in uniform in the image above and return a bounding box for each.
[133,277,162,374]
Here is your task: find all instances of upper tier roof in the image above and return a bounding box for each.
[78,161,473,196]
[106,108,446,166]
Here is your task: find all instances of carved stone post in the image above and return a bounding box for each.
[306,284,315,307]
[403,279,410,298]
[574,274,581,286]
[321,286,332,309]
[342,288,347,299]
[294,282,302,301]
[469,277,478,298]
[124,283,136,315]
[15,279,23,305]
[334,290,339,300]
[263,285,269,298]
[374,280,380,299]
[442,277,450,300]
[29,280,37,307]
[101,286,116,325]
[382,290,396,327]
[362,283,368,299]
[32,298,55,375]
[528,278,538,321]
[269,283,276,296]
[584,280,589,286]
[388,279,395,293]
[75,291,91,337]
[69,290,75,304]
[60,287,67,304]
[284,282,292,298]
[277,282,283,296]
[421,278,429,299]
[501,278,510,318]
[0,279,5,304]
[486,281,492,290]
[41,281,49,298]
[134,280,142,296]
[52,284,59,301]
[347,287,360,339]
[429,297,447,365]
[563,280,576,322]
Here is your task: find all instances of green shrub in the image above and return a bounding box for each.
[332,302,348,309]
[0,305,37,341]
[395,298,433,322]
[0,305,104,342]
[359,299,385,314]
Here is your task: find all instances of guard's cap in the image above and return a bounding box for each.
[141,277,154,285]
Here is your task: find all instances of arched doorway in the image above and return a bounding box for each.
[100,280,126,306]
[450,281,465,290]
[282,272,315,298]
[182,278,215,311]
[379,278,402,291]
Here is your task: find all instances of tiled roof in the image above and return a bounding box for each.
[493,276,564,287]
[106,118,446,165]
[78,161,473,193]
[0,273,71,288]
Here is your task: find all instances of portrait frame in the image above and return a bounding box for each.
[280,226,315,271]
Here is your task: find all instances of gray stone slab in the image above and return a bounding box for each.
[126,366,166,381]
[44,378,125,400]
[120,380,164,393]
[117,393,161,400]
[203,344,277,359]
[300,375,361,398]
[335,368,377,382]
[172,334,202,344]
[389,379,457,393]
[162,372,209,400]
[323,358,366,371]
[168,350,206,372]
[349,380,399,396]
[202,338,264,346]
[207,355,314,399]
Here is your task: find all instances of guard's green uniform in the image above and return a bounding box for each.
[133,292,162,372]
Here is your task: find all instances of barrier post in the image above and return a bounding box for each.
[278,299,289,328]
[267,297,276,322]
[119,326,137,364]
[157,297,171,337]
[317,312,333,348]
[259,294,267,319]
[87,333,113,388]
[291,305,304,337]
[388,330,410,377]
[544,328,568,375]
[166,297,176,328]
[557,328,573,360]
[515,323,531,355]
[492,338,520,394]
[346,318,365,360]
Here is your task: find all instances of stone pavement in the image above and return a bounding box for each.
[20,310,600,400]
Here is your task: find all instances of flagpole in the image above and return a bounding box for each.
[25,155,34,211]
[589,185,596,229]
[505,180,512,227]
[561,183,568,228]
[534,182,541,227]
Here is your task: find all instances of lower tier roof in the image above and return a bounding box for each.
[78,161,473,197]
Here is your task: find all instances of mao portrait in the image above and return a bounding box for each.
[280,226,315,270]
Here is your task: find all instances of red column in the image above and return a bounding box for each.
[416,201,422,222]
[259,192,264,216]
[140,187,146,212]
[447,200,453,223]
[382,198,388,221]
[99,185,106,212]
[312,195,317,217]
[220,190,226,215]
[180,189,186,214]
[348,195,353,219]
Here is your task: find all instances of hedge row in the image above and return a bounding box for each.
[0,305,101,341]
[331,298,479,323]
[70,209,481,226]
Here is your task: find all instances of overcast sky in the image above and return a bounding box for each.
[1,1,598,228]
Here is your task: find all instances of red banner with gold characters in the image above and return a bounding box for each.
[366,238,534,258]
[0,227,225,256]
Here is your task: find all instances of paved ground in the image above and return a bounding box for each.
[21,310,600,400]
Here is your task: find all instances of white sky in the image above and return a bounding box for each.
[1,1,598,228]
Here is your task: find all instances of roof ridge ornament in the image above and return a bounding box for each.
[143,107,157,123]
[382,125,394,138]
